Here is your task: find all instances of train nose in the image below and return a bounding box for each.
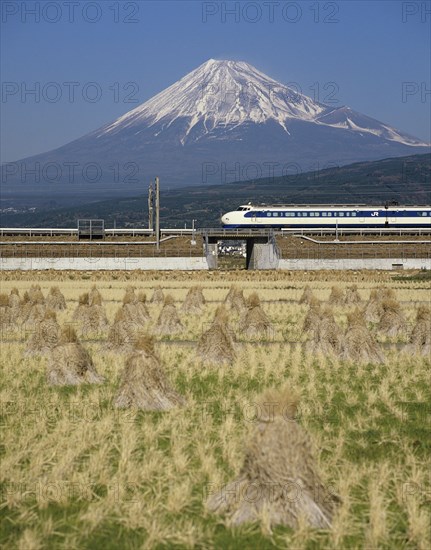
[221,214,229,225]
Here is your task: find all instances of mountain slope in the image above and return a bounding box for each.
[2,153,429,228]
[2,60,429,201]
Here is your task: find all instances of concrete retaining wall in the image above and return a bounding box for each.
[278,258,431,270]
[0,257,209,271]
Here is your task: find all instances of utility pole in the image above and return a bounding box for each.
[155,176,160,251]
[191,219,196,245]
[148,182,154,231]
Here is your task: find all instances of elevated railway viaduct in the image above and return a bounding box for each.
[1,227,430,270]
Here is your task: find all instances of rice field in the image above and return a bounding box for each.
[1,269,430,549]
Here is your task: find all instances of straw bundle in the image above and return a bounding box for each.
[103,308,137,353]
[302,298,322,334]
[206,387,339,529]
[237,293,272,339]
[114,333,185,410]
[344,285,361,305]
[197,305,236,365]
[89,285,103,306]
[122,288,150,325]
[45,286,67,310]
[182,286,206,313]
[225,286,247,315]
[150,286,164,304]
[47,327,104,386]
[378,299,406,337]
[328,286,344,306]
[341,309,385,364]
[405,306,431,356]
[299,285,315,304]
[305,307,343,356]
[25,310,61,355]
[0,294,17,333]
[8,288,21,310]
[154,295,183,336]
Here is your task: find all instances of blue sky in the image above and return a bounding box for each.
[1,0,430,161]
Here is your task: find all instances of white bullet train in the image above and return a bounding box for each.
[221,204,431,229]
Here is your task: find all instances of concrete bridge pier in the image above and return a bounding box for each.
[246,237,280,270]
[205,236,218,269]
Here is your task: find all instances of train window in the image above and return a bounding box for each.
[346,213,350,217]
[286,212,295,217]
[422,212,428,216]
[352,212,357,217]
[267,213,271,217]
[273,213,279,217]
[327,212,332,217]
[302,213,308,217]
[338,212,345,216]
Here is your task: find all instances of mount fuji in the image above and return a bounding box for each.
[3,59,429,200]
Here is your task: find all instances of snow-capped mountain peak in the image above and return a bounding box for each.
[101,59,326,141]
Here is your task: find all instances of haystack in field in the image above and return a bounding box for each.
[103,308,137,353]
[81,303,109,334]
[225,286,247,314]
[72,293,90,321]
[239,293,272,339]
[47,326,104,386]
[150,286,164,304]
[89,285,103,307]
[136,292,150,321]
[45,286,67,311]
[0,294,17,333]
[21,297,45,328]
[302,298,321,334]
[364,289,383,323]
[299,285,315,304]
[344,285,361,305]
[197,305,236,365]
[328,286,344,306]
[73,292,108,333]
[405,306,431,356]
[8,288,21,310]
[224,285,237,304]
[122,287,149,325]
[341,309,385,364]
[114,333,185,410]
[25,310,61,355]
[182,286,206,313]
[305,307,343,356]
[154,295,183,336]
[28,284,45,305]
[378,299,406,337]
[206,386,339,529]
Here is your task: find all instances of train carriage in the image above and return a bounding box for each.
[221,204,431,230]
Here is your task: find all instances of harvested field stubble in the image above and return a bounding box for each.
[0,270,429,549]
